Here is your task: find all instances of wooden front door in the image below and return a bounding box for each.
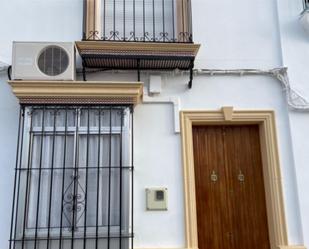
[192,125,270,249]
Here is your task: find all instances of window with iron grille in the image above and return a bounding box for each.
[9,105,134,249]
[84,0,192,43]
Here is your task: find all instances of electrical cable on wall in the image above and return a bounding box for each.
[4,63,309,111]
[77,67,309,111]
[192,67,309,111]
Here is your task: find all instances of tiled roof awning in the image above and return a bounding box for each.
[75,41,200,70]
[9,81,143,105]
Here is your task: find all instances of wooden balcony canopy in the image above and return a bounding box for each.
[75,41,200,70]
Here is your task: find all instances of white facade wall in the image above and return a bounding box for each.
[277,0,309,247]
[0,0,308,248]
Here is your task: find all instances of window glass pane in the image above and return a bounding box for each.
[31,109,76,129]
[80,109,122,128]
[78,134,121,227]
[27,135,74,229]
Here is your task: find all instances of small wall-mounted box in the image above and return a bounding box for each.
[146,187,168,211]
[149,75,162,94]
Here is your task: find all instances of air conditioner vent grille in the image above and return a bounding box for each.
[37,46,69,76]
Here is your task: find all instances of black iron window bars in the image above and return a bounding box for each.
[9,105,134,249]
[83,0,193,43]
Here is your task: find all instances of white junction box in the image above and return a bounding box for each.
[146,187,168,211]
[149,75,162,94]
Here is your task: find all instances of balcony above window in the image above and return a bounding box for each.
[76,0,200,88]
[83,0,194,43]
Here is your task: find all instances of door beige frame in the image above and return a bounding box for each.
[180,107,305,249]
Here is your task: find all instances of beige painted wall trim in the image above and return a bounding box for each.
[176,0,189,38]
[85,0,101,39]
[179,108,305,249]
[8,80,143,105]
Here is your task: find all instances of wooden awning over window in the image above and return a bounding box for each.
[75,41,200,70]
[8,80,143,105]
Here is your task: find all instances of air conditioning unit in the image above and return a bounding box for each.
[12,42,75,81]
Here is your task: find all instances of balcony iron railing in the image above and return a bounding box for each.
[78,0,200,87]
[83,0,193,43]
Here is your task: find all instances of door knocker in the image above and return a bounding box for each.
[210,170,218,182]
[238,170,245,182]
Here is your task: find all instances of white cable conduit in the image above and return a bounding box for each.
[143,87,181,133]
[3,64,309,111]
[81,67,308,112]
[4,65,308,111]
[2,64,309,130]
[142,67,309,133]
[192,67,309,111]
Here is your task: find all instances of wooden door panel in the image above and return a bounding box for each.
[193,125,270,249]
[193,126,232,249]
